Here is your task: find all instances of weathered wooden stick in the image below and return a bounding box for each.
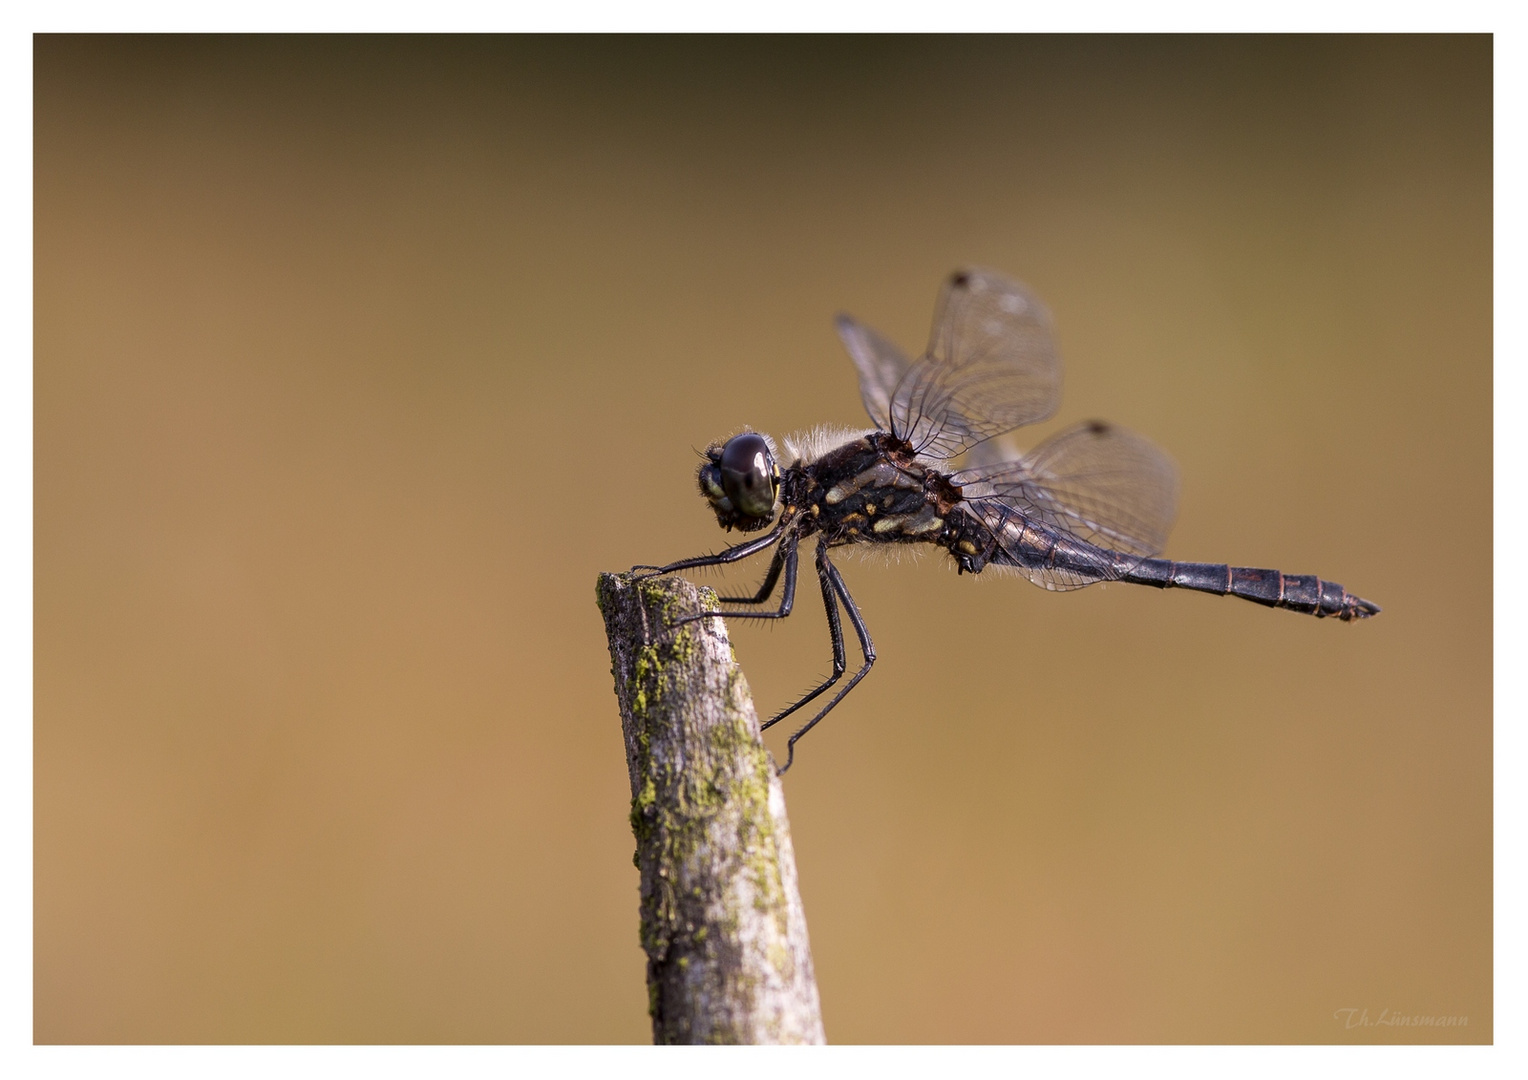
[596,571,826,1045]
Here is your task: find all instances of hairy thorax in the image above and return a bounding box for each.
[781,433,985,564]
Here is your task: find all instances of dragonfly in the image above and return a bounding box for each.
[636,268,1380,773]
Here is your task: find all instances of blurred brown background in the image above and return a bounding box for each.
[35,35,1490,1043]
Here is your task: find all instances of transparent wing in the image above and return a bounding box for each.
[951,420,1180,558]
[955,433,1021,473]
[835,313,912,433]
[889,268,1063,459]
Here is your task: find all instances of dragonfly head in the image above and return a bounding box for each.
[698,431,780,532]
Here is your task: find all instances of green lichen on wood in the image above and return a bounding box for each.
[609,575,733,973]
[598,570,822,1044]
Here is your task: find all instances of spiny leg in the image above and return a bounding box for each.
[761,541,846,735]
[779,548,876,775]
[717,532,794,605]
[630,519,786,579]
[674,534,799,629]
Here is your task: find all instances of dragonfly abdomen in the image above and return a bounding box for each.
[1120,558,1381,621]
[955,505,1123,587]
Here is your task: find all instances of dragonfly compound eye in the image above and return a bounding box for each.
[719,432,778,518]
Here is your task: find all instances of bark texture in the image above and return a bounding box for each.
[596,571,825,1045]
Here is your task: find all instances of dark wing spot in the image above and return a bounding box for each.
[1086,420,1110,434]
[951,272,970,287]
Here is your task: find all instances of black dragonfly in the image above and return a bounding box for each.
[637,268,1380,773]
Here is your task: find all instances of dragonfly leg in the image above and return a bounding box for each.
[778,549,875,775]
[715,532,795,605]
[760,541,847,735]
[630,519,786,579]
[673,535,799,628]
